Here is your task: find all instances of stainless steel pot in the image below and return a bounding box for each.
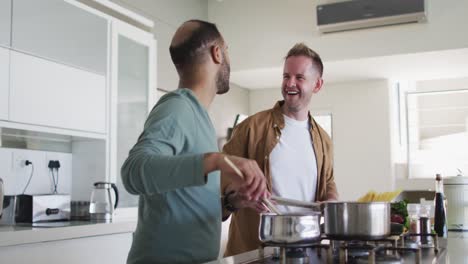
[324,202,391,240]
[259,212,321,244]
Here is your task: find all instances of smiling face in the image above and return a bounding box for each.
[281,55,323,118]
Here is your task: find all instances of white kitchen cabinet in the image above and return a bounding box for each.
[12,0,107,74]
[0,232,132,264]
[110,21,156,207]
[9,51,106,133]
[0,47,8,120]
[0,0,11,47]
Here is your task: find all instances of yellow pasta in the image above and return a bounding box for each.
[357,190,402,202]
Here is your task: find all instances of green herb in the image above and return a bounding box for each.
[391,200,409,228]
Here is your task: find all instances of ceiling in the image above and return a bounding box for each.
[208,0,468,90]
[230,48,468,89]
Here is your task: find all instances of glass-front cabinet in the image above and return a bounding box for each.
[0,47,8,120]
[0,0,9,120]
[109,21,156,208]
[0,0,11,47]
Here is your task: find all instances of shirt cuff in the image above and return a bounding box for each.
[193,153,208,186]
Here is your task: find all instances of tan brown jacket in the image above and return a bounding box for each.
[221,101,338,257]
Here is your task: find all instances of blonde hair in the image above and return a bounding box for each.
[285,43,323,77]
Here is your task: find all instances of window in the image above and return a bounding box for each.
[314,113,333,139]
[406,90,468,178]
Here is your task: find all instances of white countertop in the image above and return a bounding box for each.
[0,218,137,247]
[443,231,468,264]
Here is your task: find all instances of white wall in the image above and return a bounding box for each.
[209,84,250,142]
[208,0,468,71]
[249,80,394,200]
[112,0,208,90]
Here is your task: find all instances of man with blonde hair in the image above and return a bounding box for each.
[221,43,339,256]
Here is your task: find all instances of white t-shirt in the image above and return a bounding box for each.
[270,115,317,213]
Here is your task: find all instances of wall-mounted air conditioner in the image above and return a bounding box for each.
[317,0,426,33]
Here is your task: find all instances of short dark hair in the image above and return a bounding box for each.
[285,43,323,77]
[169,20,222,71]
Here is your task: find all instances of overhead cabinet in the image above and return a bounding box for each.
[0,0,109,134]
[9,51,106,133]
[0,0,11,47]
[12,0,107,74]
[0,47,8,120]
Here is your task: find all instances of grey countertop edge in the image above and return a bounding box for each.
[0,219,137,247]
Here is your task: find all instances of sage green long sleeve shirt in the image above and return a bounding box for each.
[121,88,221,264]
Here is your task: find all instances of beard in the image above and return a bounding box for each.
[216,58,230,95]
[282,89,313,114]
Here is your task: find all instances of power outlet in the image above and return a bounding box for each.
[12,149,55,194]
[48,160,61,169]
[46,152,72,195]
[14,155,30,169]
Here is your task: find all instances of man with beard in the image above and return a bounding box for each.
[221,43,339,256]
[121,20,267,264]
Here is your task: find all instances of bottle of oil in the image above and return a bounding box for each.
[434,174,447,237]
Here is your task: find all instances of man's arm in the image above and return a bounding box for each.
[325,141,339,201]
[121,97,206,195]
[121,98,266,199]
[325,168,339,201]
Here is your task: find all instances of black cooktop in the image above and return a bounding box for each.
[245,241,447,264]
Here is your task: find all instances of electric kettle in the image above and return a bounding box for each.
[89,182,119,222]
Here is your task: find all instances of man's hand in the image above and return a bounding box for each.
[204,153,267,201]
[227,191,269,213]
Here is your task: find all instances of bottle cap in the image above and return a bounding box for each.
[436,174,442,181]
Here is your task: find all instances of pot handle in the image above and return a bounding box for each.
[111,183,119,209]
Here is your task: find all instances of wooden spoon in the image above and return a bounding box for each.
[223,156,281,215]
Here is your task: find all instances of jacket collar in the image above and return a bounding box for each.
[272,101,314,130]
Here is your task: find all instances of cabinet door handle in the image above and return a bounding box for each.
[46,208,60,215]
